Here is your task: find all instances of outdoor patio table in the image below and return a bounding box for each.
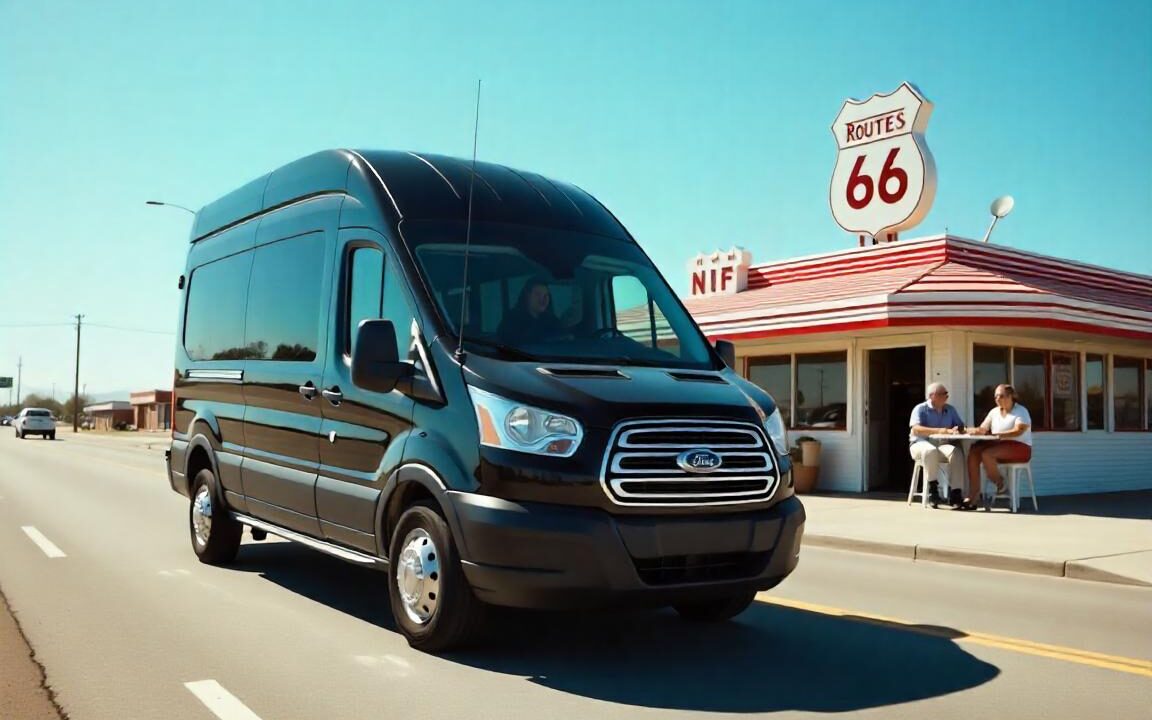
[928,434,1003,508]
[921,434,1000,498]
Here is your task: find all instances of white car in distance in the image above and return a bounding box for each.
[14,408,57,440]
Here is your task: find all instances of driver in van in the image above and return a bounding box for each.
[498,277,563,343]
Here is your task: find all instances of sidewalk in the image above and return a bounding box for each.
[54,426,169,452]
[800,490,1152,587]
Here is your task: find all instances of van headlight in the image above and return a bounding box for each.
[467,386,583,457]
[763,407,788,456]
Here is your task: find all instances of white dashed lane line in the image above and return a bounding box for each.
[21,526,66,558]
[184,680,263,720]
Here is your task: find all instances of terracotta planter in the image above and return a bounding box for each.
[793,464,819,493]
[800,439,822,467]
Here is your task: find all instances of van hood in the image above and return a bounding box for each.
[459,354,777,431]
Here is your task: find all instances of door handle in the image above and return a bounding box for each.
[299,382,317,400]
[322,387,343,405]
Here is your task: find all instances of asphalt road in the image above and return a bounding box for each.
[1,429,1149,719]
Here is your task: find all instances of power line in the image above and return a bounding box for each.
[0,322,73,328]
[85,323,175,336]
[0,321,173,335]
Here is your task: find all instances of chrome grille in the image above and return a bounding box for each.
[601,419,779,506]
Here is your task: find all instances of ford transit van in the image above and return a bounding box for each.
[166,150,804,651]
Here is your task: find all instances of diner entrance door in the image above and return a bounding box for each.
[865,346,926,491]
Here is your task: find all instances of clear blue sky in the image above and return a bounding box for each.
[1,0,1149,400]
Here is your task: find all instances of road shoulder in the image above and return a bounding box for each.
[0,589,65,720]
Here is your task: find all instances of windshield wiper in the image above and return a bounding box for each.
[461,337,541,361]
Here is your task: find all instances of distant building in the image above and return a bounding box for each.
[83,401,133,432]
[130,390,172,431]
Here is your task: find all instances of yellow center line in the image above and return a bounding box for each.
[758,594,1152,678]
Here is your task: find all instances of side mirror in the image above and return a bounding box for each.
[352,320,414,393]
[715,339,736,369]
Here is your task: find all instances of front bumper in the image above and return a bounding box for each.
[450,493,805,609]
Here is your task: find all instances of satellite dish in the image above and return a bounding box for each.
[990,195,1015,219]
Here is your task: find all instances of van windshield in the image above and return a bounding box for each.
[403,221,717,370]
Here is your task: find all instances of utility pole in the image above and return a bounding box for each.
[73,314,84,432]
[16,356,22,406]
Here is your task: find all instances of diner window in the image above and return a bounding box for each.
[1146,360,1152,430]
[1086,354,1105,430]
[746,351,848,430]
[1113,357,1145,430]
[972,345,1009,420]
[1013,349,1048,429]
[747,355,792,427]
[971,344,1080,431]
[1050,352,1079,430]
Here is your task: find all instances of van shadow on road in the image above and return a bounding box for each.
[234,542,999,714]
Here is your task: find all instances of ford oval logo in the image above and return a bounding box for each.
[677,449,723,474]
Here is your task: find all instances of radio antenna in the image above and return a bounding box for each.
[455,79,482,363]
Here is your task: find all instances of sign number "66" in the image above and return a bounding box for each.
[846,147,908,210]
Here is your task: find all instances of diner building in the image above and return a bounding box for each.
[684,235,1152,496]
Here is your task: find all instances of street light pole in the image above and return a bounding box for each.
[145,200,196,216]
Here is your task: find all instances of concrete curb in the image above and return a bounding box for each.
[804,534,1151,587]
[1065,561,1152,587]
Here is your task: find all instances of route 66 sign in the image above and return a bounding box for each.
[830,83,937,238]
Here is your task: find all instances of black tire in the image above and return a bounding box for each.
[388,500,486,653]
[673,590,758,622]
[189,469,242,565]
[49,432,56,441]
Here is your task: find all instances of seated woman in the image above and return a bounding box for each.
[497,277,563,344]
[961,383,1033,510]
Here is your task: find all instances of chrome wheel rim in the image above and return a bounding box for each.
[192,486,213,547]
[395,528,441,625]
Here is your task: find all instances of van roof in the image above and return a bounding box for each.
[191,150,629,242]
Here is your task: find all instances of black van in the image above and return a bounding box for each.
[166,150,804,651]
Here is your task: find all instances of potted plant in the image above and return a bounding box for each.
[791,435,821,493]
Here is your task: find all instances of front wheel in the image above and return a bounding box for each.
[388,500,486,653]
[189,469,242,565]
[673,590,758,622]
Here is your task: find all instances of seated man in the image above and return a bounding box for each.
[909,382,965,507]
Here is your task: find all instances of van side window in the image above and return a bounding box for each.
[383,259,416,360]
[245,233,325,361]
[347,246,384,356]
[184,252,253,361]
[345,246,415,360]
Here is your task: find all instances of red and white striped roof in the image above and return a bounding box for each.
[686,236,1152,341]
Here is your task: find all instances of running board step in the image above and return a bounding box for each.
[232,513,387,569]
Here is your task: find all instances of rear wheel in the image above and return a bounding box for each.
[388,500,486,653]
[673,590,758,622]
[189,469,241,565]
[49,431,56,440]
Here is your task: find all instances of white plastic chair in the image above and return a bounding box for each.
[907,458,929,508]
[984,462,1038,513]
